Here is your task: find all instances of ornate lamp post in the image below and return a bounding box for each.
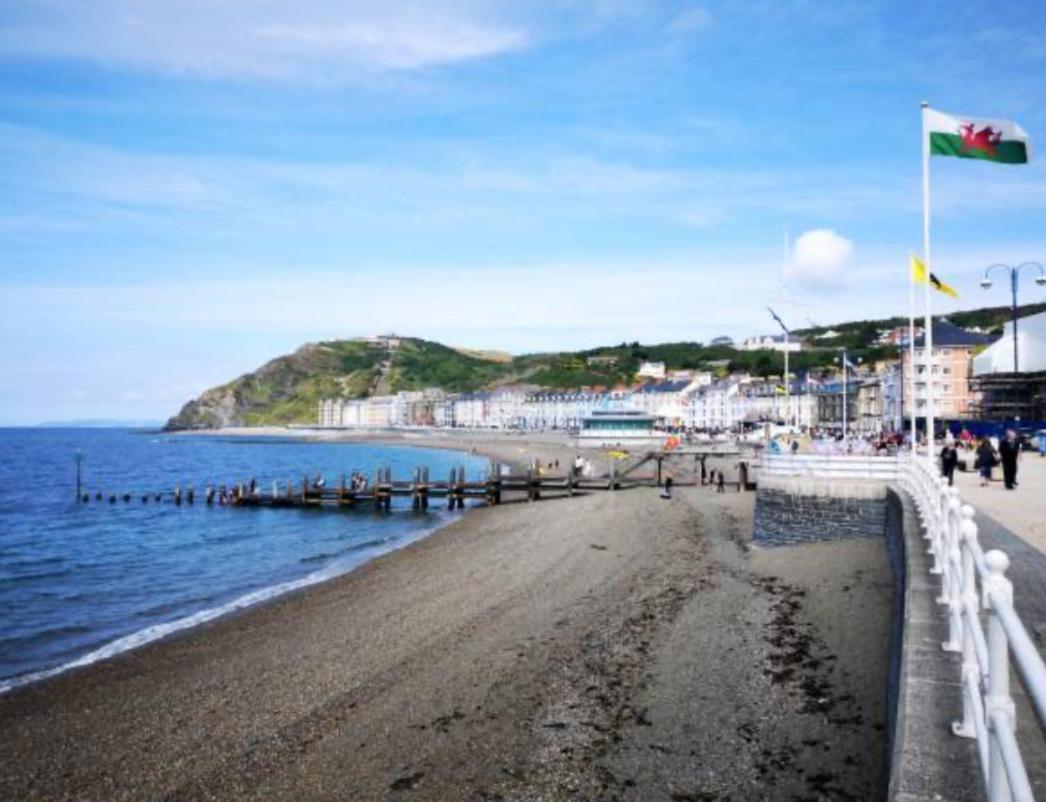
[980,262,1046,374]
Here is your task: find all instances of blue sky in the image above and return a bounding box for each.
[2,0,1046,424]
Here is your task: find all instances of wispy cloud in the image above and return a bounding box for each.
[0,1,532,82]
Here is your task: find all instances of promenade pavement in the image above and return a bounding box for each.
[953,450,1046,555]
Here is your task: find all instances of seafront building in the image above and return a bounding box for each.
[902,320,995,424]
[318,319,998,434]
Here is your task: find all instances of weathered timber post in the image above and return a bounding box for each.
[75,449,84,501]
[657,456,663,487]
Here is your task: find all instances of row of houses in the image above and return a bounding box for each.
[318,320,997,434]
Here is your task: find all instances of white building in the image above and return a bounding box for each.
[740,335,802,353]
[637,361,666,380]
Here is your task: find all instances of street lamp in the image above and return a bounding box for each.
[981,262,1046,374]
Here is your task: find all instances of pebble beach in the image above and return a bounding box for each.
[0,432,893,801]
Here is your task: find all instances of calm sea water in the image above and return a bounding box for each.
[0,428,489,691]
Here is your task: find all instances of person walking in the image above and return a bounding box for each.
[999,429,1021,490]
[976,436,997,487]
[940,440,959,486]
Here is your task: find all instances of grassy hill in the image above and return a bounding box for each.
[164,302,1034,429]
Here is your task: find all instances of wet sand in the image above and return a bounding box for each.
[0,483,891,801]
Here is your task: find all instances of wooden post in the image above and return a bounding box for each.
[657,456,663,487]
[75,449,84,501]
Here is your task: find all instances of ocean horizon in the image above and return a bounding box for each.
[0,428,489,692]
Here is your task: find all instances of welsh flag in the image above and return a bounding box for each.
[927,108,1031,164]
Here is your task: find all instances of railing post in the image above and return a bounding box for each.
[983,550,1016,802]
[928,475,945,575]
[953,506,981,739]
[942,489,963,650]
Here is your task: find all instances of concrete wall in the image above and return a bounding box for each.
[885,489,980,802]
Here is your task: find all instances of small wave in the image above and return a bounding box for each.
[0,567,73,584]
[0,561,348,695]
[0,518,448,695]
[298,537,392,565]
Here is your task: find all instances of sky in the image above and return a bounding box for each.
[2,0,1046,424]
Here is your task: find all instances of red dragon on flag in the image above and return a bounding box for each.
[959,122,1002,157]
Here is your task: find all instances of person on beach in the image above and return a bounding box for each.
[999,429,1021,490]
[940,440,959,486]
[716,471,725,493]
[976,437,997,487]
[661,475,673,500]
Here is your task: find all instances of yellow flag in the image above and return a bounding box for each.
[910,254,959,299]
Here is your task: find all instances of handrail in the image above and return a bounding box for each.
[897,454,1046,802]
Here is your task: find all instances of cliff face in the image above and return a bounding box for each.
[163,341,387,430]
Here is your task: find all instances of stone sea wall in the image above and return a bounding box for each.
[752,478,887,547]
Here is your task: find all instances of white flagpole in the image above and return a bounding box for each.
[921,101,935,462]
[783,225,791,428]
[908,257,916,447]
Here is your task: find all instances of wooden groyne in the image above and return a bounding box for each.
[75,450,754,510]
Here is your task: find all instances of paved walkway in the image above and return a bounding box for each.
[952,451,1046,555]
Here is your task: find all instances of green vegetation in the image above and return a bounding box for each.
[385,339,515,392]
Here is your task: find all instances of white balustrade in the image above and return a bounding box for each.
[899,455,1044,802]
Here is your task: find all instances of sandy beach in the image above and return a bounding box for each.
[0,457,892,801]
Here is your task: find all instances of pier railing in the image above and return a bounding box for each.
[762,451,1046,801]
[899,454,1046,802]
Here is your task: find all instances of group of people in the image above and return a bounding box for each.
[941,430,1022,490]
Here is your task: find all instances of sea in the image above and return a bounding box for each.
[0,428,490,693]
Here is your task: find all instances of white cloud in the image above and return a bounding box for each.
[0,1,530,82]
[785,229,854,285]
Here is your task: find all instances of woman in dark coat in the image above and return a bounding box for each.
[940,442,959,486]
[975,437,996,487]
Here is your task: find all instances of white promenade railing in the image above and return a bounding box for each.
[760,452,901,481]
[763,452,1046,802]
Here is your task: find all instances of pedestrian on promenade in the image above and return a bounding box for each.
[975,437,997,487]
[999,429,1021,490]
[940,440,959,486]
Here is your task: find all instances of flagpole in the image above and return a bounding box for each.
[783,225,791,428]
[921,100,935,463]
[908,257,916,448]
